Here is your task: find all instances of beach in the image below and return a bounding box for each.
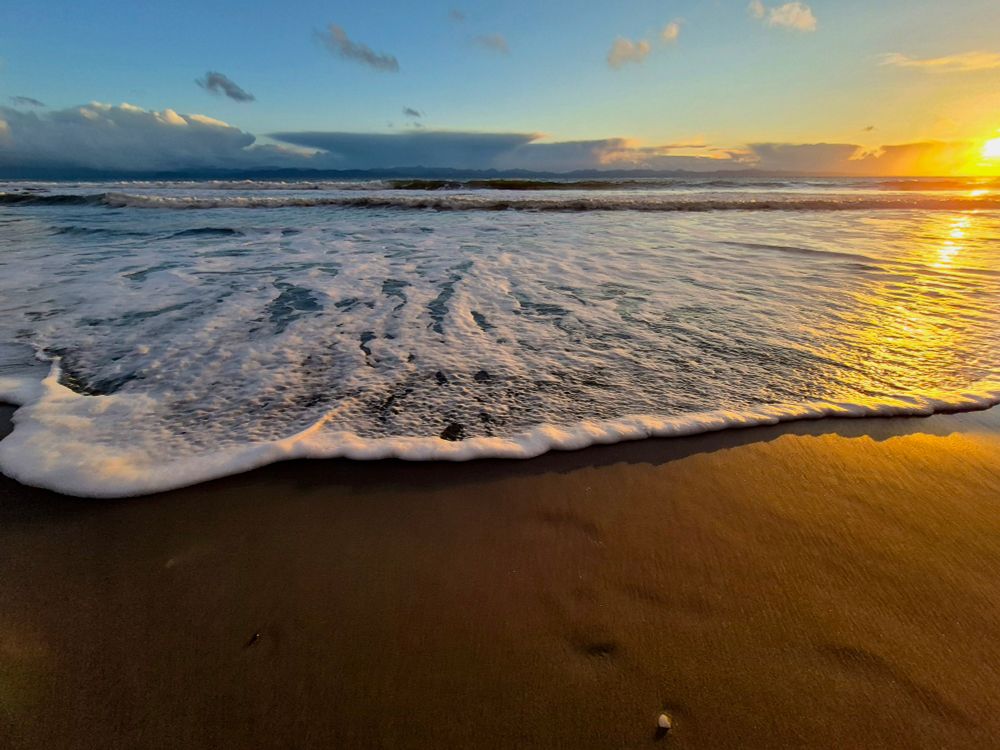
[3,404,999,749]
[4,0,1000,746]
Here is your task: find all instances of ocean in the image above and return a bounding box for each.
[1,176,998,496]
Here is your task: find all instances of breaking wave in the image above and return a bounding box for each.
[4,190,1000,212]
[1,177,998,497]
[9,176,999,192]
[2,361,997,498]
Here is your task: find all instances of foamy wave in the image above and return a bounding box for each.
[7,176,999,193]
[1,364,997,498]
[112,193,1000,212]
[5,190,1000,212]
[2,183,997,498]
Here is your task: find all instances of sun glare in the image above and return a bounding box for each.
[983,137,1000,160]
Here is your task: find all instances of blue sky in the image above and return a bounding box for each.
[2,0,1000,173]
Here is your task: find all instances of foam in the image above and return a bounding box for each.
[1,363,997,498]
[4,190,1000,212]
[5,176,998,193]
[1,179,997,498]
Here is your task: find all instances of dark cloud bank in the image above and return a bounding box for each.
[0,102,979,177]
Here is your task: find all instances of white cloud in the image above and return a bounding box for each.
[661,21,681,44]
[607,37,652,68]
[0,102,273,171]
[750,1,817,32]
[607,18,682,70]
[768,2,816,30]
[880,50,1000,72]
[188,113,231,128]
[160,109,187,126]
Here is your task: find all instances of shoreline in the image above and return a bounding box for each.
[2,406,1000,747]
[2,380,999,497]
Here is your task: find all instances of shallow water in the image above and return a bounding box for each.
[1,177,998,496]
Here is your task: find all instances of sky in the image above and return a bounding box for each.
[1,0,999,175]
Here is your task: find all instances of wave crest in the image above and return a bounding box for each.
[4,190,1000,212]
[1,365,997,498]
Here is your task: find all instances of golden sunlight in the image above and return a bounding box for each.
[983,137,1000,160]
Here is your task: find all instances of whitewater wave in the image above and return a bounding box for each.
[7,176,999,192]
[4,190,1000,212]
[2,180,997,498]
[1,362,997,498]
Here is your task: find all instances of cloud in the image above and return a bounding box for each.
[749,1,817,32]
[661,21,681,44]
[449,9,465,22]
[196,72,255,103]
[855,141,981,175]
[402,107,422,118]
[269,130,533,170]
[501,138,751,172]
[590,139,756,171]
[9,96,45,108]
[1,103,743,174]
[748,140,979,174]
[749,143,860,172]
[268,130,749,172]
[879,51,1000,73]
[475,34,509,54]
[316,25,400,72]
[768,2,816,30]
[1,102,980,176]
[498,139,635,171]
[0,102,282,171]
[608,20,681,70]
[607,37,652,68]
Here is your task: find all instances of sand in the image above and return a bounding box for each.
[1,404,1000,749]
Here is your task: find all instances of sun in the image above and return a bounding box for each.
[983,137,1000,160]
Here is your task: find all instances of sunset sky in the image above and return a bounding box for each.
[2,0,999,174]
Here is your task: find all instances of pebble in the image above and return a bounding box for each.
[657,712,672,731]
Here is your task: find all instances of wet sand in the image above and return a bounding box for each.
[2,404,1000,749]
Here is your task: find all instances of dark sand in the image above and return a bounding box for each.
[1,404,1000,749]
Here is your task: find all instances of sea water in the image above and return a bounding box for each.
[1,177,997,496]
